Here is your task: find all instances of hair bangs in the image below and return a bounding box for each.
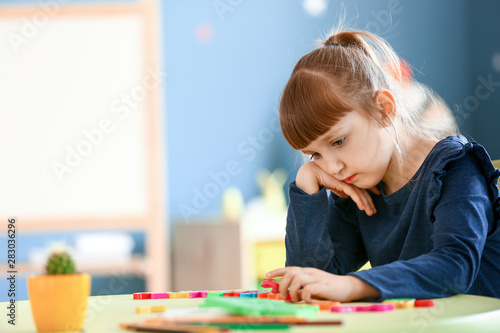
[279,70,350,150]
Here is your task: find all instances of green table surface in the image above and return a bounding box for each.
[2,294,500,333]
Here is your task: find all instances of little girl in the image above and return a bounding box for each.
[266,28,500,302]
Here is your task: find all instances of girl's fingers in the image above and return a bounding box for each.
[322,173,363,209]
[297,288,304,302]
[300,284,315,303]
[266,267,287,279]
[353,187,374,215]
[288,277,303,303]
[359,187,376,215]
[340,184,365,211]
[320,172,377,215]
[369,186,381,195]
[362,187,377,215]
[353,186,370,214]
[367,190,377,214]
[320,173,350,199]
[332,186,363,210]
[330,189,349,199]
[278,272,293,297]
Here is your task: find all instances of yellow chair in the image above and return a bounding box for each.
[493,160,500,187]
[255,241,287,281]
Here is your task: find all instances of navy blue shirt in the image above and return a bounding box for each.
[285,135,500,299]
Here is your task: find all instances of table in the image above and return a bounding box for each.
[2,294,500,332]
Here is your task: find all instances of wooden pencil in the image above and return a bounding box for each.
[120,322,228,333]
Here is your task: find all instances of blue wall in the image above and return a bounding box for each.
[469,0,500,158]
[164,0,491,225]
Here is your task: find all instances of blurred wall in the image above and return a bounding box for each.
[469,0,500,158]
[164,0,499,226]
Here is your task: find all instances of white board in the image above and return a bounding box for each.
[0,8,152,218]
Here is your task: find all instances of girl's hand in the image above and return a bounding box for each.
[296,161,380,216]
[266,266,380,303]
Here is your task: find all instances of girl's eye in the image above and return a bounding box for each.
[332,137,346,147]
[310,152,321,160]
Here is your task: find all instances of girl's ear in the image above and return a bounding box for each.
[373,89,397,126]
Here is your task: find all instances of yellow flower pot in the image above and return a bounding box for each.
[28,273,91,332]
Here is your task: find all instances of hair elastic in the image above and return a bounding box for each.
[325,42,339,47]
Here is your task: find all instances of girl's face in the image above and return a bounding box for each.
[301,110,395,189]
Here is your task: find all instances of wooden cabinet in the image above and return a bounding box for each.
[172,221,287,291]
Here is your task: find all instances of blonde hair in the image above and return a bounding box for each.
[279,27,459,159]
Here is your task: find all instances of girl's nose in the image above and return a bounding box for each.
[324,158,344,178]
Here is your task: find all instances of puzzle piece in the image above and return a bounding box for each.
[150,292,169,299]
[331,304,395,312]
[190,291,208,298]
[257,292,270,299]
[135,305,167,313]
[133,293,151,300]
[267,293,280,300]
[168,292,190,299]
[150,305,168,313]
[414,299,435,307]
[239,291,258,298]
[261,279,280,293]
[135,306,151,314]
[261,279,292,301]
[311,301,341,311]
[383,298,415,308]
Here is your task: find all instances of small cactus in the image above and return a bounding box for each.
[45,252,76,274]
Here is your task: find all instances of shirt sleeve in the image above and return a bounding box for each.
[285,181,368,274]
[350,149,495,299]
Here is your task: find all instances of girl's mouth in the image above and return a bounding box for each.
[344,174,357,183]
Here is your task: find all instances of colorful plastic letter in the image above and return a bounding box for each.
[415,299,435,307]
[311,301,341,311]
[133,292,151,300]
[150,292,169,299]
[261,279,280,293]
[135,306,151,313]
[150,305,167,313]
